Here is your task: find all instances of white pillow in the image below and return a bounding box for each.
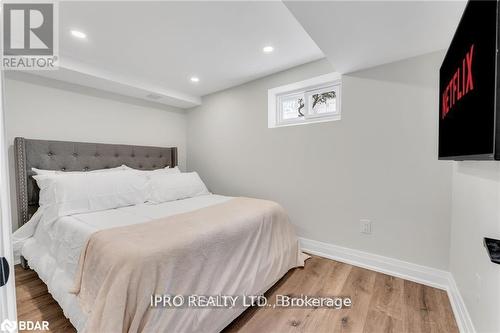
[124,165,181,174]
[32,164,129,175]
[33,170,149,219]
[147,172,209,204]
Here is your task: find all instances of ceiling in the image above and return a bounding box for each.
[19,1,467,109]
[284,1,467,74]
[25,1,324,108]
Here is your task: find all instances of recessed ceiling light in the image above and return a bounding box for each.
[263,46,274,53]
[71,30,87,39]
[190,77,200,83]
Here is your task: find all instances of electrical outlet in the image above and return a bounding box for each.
[360,219,372,234]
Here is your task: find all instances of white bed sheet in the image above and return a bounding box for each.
[21,194,232,332]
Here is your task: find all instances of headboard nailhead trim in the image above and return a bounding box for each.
[14,137,29,224]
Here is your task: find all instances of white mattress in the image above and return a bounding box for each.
[21,194,232,332]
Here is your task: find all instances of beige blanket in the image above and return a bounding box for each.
[72,197,306,333]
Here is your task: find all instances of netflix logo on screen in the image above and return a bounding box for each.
[438,0,498,160]
[441,44,474,119]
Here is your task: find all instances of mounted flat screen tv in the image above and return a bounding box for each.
[439,0,498,160]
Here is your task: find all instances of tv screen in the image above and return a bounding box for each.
[438,0,498,160]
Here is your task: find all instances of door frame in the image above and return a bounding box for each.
[0,69,18,325]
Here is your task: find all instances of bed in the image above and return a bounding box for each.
[13,138,305,333]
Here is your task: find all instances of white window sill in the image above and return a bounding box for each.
[271,114,341,128]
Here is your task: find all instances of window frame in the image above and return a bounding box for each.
[268,72,342,128]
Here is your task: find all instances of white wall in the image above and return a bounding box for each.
[450,163,500,333]
[187,53,453,270]
[5,76,187,229]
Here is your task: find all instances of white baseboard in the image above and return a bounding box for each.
[446,274,476,333]
[299,237,475,333]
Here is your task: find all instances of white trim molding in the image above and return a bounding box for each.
[446,275,476,333]
[0,71,18,324]
[7,57,201,109]
[299,237,475,333]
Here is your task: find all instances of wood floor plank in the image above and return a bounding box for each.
[402,280,457,333]
[330,266,377,333]
[296,258,353,332]
[15,256,458,333]
[362,274,404,333]
[14,266,76,333]
[437,289,460,333]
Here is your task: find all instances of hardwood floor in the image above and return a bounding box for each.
[15,256,458,333]
[15,265,75,333]
[223,257,458,333]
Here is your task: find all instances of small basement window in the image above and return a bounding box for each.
[268,72,341,128]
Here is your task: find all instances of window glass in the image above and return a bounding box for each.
[310,90,336,115]
[280,93,305,120]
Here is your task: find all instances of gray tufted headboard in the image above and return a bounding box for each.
[14,137,178,225]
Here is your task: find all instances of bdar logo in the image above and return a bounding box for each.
[0,319,49,332]
[0,319,17,333]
